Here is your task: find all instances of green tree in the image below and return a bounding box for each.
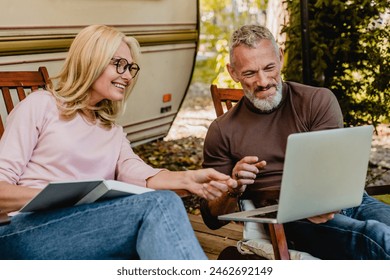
[194,0,268,87]
[282,0,389,127]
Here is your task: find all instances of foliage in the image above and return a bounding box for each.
[195,0,268,88]
[374,194,390,205]
[132,136,205,214]
[191,58,218,85]
[282,0,390,127]
[132,137,204,171]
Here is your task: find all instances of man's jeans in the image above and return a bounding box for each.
[284,193,390,259]
[0,190,206,260]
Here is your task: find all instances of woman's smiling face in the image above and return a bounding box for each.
[89,40,134,105]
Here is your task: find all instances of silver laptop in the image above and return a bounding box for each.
[218,125,374,224]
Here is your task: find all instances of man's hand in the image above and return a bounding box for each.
[232,156,266,187]
[307,211,338,224]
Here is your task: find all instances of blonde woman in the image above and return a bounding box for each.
[0,25,237,259]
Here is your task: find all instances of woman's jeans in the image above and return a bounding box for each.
[0,190,206,260]
[284,193,390,259]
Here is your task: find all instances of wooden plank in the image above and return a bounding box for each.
[206,252,219,260]
[188,214,243,240]
[188,214,243,260]
[194,231,239,259]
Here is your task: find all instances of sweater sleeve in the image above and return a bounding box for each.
[201,119,237,229]
[202,119,235,174]
[309,87,344,131]
[0,91,48,184]
[115,134,162,187]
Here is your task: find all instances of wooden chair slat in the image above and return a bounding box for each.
[0,115,4,139]
[225,100,233,110]
[16,87,28,101]
[1,87,14,113]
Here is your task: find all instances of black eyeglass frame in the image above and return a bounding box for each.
[111,58,140,78]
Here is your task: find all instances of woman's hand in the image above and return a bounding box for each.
[0,181,41,213]
[189,168,237,200]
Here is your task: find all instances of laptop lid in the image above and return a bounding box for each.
[218,126,373,224]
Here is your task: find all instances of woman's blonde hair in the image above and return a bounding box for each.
[48,24,141,128]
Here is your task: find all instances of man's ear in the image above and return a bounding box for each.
[227,63,240,83]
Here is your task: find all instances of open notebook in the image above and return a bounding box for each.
[219,126,374,224]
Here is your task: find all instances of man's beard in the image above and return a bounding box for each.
[244,81,283,112]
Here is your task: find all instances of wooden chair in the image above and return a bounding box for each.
[0,67,51,225]
[210,84,290,260]
[0,66,50,138]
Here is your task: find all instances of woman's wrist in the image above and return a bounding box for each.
[184,170,196,192]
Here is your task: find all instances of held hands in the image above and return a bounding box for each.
[187,156,266,201]
[190,168,237,201]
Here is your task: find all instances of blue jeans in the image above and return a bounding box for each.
[284,193,390,259]
[0,190,206,260]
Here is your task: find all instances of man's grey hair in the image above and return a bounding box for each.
[230,25,279,66]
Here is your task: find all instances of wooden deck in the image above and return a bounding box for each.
[188,214,243,260]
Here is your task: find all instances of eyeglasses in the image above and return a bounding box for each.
[111,58,140,78]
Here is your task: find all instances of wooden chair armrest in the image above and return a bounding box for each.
[365,185,390,196]
[174,189,192,198]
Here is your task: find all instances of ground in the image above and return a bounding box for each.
[133,82,390,211]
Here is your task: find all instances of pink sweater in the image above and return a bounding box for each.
[0,91,160,189]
